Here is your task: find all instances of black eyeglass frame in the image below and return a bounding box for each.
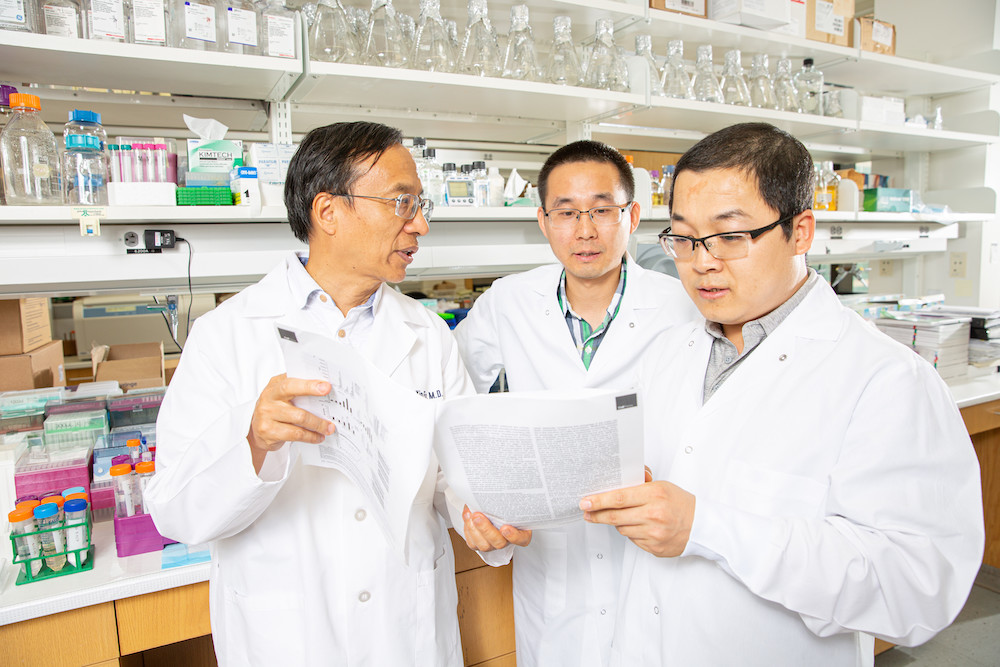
[331,192,434,221]
[658,214,796,260]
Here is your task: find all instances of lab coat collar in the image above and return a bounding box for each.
[241,252,311,319]
[530,254,661,311]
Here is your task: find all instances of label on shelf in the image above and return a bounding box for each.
[813,0,845,37]
[184,1,216,43]
[264,13,294,58]
[227,6,257,47]
[872,20,893,47]
[43,4,79,37]
[89,0,126,40]
[131,0,166,44]
[0,0,27,24]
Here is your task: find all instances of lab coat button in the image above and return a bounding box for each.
[779,354,787,361]
[600,609,607,615]
[338,329,346,338]
[688,340,694,347]
[629,322,635,328]
[596,553,603,559]
[724,356,732,363]
[684,446,693,454]
[319,294,328,303]
[653,606,659,615]
[355,509,366,521]
[358,591,371,602]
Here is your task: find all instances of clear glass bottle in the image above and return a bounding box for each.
[41,0,83,38]
[813,160,839,211]
[309,0,360,63]
[1,93,62,205]
[63,134,107,205]
[650,169,662,206]
[445,17,458,55]
[363,0,406,67]
[773,57,800,113]
[720,49,750,106]
[221,0,260,55]
[471,160,489,207]
[794,57,823,116]
[0,85,14,205]
[692,44,722,103]
[544,15,580,86]
[421,147,445,207]
[85,0,127,42]
[661,164,674,209]
[130,0,167,45]
[171,0,219,51]
[659,39,690,100]
[397,11,414,58]
[460,0,500,77]
[409,136,426,161]
[501,4,539,81]
[635,34,664,97]
[748,53,776,110]
[411,0,453,73]
[260,0,296,58]
[487,166,503,207]
[0,0,38,32]
[583,17,618,91]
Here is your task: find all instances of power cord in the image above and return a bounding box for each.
[152,237,195,353]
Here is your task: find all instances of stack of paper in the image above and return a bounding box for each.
[876,311,972,380]
[928,305,1000,341]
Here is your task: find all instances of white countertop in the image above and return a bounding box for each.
[948,369,1000,409]
[0,520,209,626]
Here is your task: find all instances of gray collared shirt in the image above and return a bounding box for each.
[703,268,819,402]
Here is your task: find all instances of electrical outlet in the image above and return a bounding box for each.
[949,251,967,278]
[123,231,139,248]
[878,259,893,277]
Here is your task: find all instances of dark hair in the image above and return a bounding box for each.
[669,123,813,240]
[284,121,404,243]
[537,140,635,208]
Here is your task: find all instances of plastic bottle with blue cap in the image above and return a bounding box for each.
[63,134,108,205]
[64,498,90,567]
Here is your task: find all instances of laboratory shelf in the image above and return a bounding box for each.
[824,51,1000,98]
[0,32,302,101]
[0,205,289,225]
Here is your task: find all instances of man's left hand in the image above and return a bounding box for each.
[580,481,695,558]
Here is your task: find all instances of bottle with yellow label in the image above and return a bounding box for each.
[813,160,840,211]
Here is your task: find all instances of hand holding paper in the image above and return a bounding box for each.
[462,505,532,551]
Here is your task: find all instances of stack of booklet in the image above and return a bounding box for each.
[928,306,1000,367]
[876,311,972,380]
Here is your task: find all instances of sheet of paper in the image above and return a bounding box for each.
[434,388,644,530]
[277,325,436,562]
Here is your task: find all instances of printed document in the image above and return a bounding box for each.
[435,389,644,529]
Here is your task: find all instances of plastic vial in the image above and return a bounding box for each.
[63,498,89,567]
[364,0,406,67]
[545,15,580,86]
[41,0,83,38]
[222,0,260,54]
[749,54,777,110]
[33,502,66,572]
[471,160,489,207]
[130,0,168,45]
[172,0,219,51]
[309,0,360,63]
[0,0,38,32]
[420,147,445,207]
[487,166,503,207]
[261,0,296,58]
[1,93,63,205]
[635,34,664,97]
[62,485,86,497]
[411,0,453,72]
[794,57,823,116]
[41,494,66,522]
[501,4,539,81]
[111,462,140,517]
[127,437,143,464]
[692,45,723,104]
[813,161,839,211]
[460,0,500,77]
[720,49,751,106]
[136,460,155,496]
[659,39,690,100]
[583,18,620,91]
[8,507,42,577]
[118,144,135,182]
[85,0,127,42]
[153,143,168,181]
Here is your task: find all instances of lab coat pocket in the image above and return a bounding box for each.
[224,587,306,666]
[720,459,828,518]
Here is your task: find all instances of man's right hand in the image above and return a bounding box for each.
[462,505,532,551]
[247,374,336,473]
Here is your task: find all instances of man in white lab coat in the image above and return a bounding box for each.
[145,122,471,666]
[454,140,697,666]
[582,122,985,665]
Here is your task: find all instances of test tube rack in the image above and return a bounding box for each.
[8,510,94,586]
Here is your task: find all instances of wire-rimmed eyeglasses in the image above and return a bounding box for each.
[543,202,634,228]
[332,192,434,221]
[658,215,794,261]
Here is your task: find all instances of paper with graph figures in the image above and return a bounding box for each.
[277,325,435,562]
[434,389,644,530]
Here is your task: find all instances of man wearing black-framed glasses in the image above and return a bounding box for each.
[582,122,983,665]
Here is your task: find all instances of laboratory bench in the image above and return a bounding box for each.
[1,371,998,667]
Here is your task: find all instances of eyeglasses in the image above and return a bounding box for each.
[543,202,633,228]
[332,193,434,221]
[658,215,794,261]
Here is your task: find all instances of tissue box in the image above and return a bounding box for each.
[864,188,912,213]
[770,0,806,38]
[709,0,789,29]
[187,139,244,173]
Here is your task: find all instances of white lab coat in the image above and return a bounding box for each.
[612,277,984,667]
[145,253,472,667]
[454,256,698,667]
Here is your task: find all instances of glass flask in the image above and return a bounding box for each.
[363,0,407,67]
[691,44,722,103]
[397,11,414,58]
[445,17,458,54]
[583,17,619,91]
[309,0,360,63]
[635,34,664,96]
[748,53,777,110]
[411,0,453,72]
[794,57,823,115]
[460,0,501,77]
[501,4,539,81]
[659,39,691,99]
[544,15,580,86]
[720,49,750,106]
[773,57,800,113]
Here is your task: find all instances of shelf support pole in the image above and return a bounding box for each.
[268,101,293,144]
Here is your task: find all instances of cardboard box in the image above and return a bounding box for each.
[859,15,895,55]
[650,0,707,18]
[770,0,806,38]
[0,298,52,356]
[0,340,66,392]
[806,0,854,47]
[709,0,790,29]
[92,342,165,392]
[864,188,911,213]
